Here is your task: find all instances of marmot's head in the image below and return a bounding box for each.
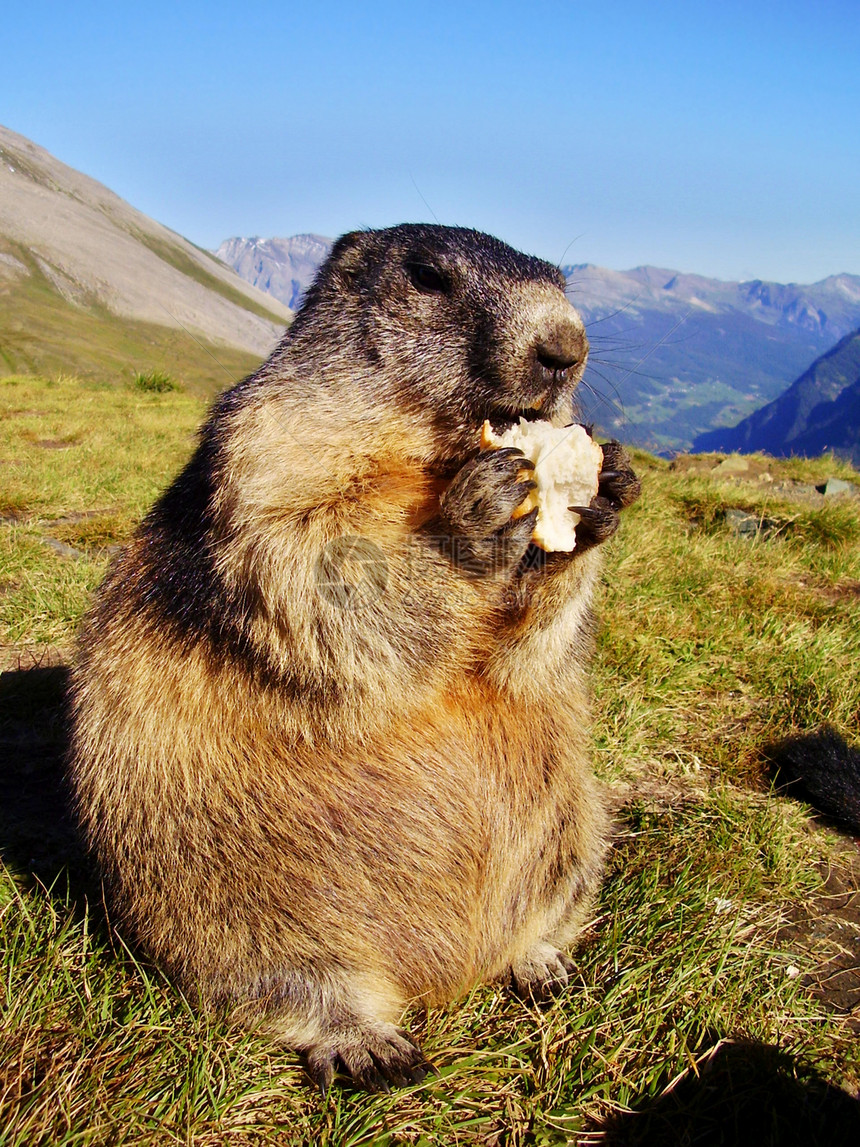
[286,224,588,465]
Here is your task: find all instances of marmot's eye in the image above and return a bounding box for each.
[408,262,449,294]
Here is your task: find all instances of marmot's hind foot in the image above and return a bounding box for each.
[510,942,577,1002]
[305,1023,436,1094]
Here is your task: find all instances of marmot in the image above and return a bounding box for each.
[70,224,641,1092]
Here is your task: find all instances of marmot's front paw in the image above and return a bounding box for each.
[439,448,538,576]
[569,440,641,552]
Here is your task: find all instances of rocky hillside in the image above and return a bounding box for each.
[217,233,860,453]
[692,328,860,465]
[0,125,292,386]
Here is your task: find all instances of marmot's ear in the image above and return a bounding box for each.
[329,230,375,289]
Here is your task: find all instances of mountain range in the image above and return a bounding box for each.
[563,264,860,452]
[0,125,291,392]
[692,327,860,465]
[1,122,858,458]
[217,235,860,453]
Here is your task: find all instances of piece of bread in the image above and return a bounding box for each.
[481,418,603,551]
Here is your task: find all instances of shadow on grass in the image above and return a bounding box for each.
[596,1039,860,1146]
[0,659,90,895]
[766,724,860,835]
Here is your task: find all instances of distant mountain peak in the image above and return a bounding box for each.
[215,234,333,310]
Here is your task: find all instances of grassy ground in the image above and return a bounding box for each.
[1,374,859,1145]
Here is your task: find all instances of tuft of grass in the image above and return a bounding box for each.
[0,494,30,521]
[48,513,135,553]
[133,368,179,393]
[789,501,860,549]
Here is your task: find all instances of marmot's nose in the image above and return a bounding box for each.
[534,321,588,386]
[535,326,587,375]
[536,345,579,373]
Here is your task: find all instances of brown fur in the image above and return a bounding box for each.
[69,224,639,1091]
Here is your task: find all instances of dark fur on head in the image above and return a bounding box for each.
[274,224,587,464]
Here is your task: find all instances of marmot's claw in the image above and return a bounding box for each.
[309,1055,335,1097]
[439,450,540,574]
[364,1069,391,1093]
[598,441,641,510]
[484,445,535,471]
[305,1025,431,1094]
[404,1057,438,1084]
[570,497,619,547]
[510,942,575,1002]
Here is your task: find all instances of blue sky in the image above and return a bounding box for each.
[3,0,858,282]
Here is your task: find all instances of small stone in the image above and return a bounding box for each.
[724,508,779,539]
[670,454,720,474]
[716,455,749,473]
[821,477,857,498]
[776,482,820,499]
[40,536,84,560]
[725,509,759,537]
